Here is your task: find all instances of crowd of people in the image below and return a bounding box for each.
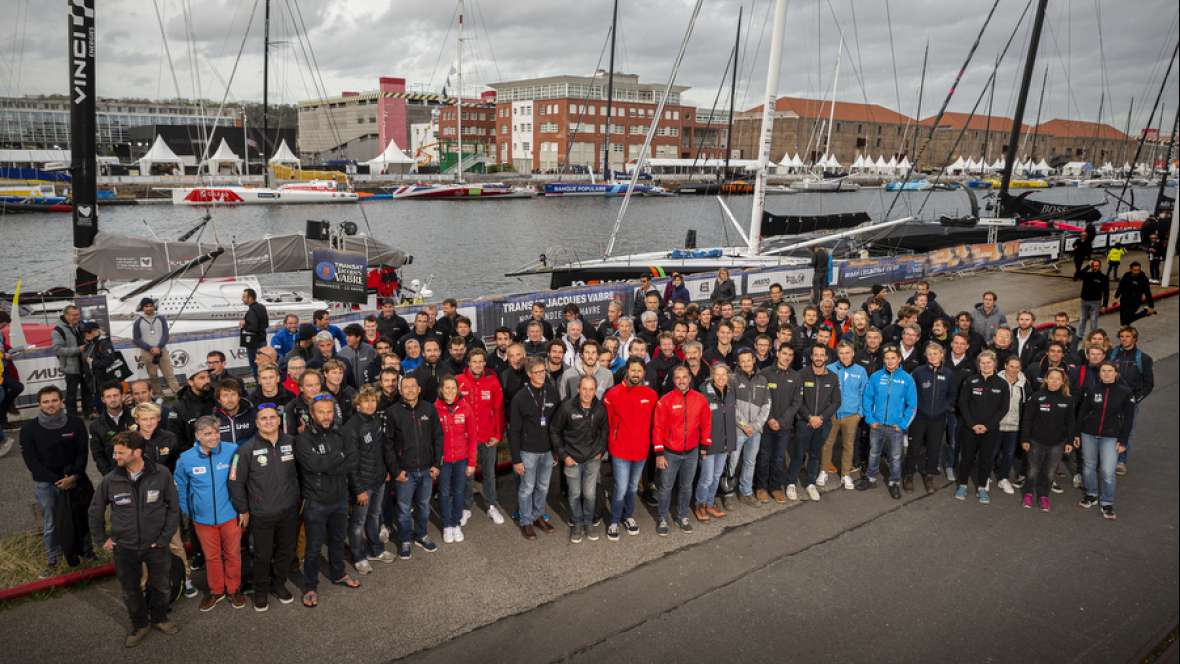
[9,242,1164,647]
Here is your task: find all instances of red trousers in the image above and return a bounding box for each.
[194,518,243,595]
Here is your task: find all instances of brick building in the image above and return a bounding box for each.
[1031,119,1135,166]
[434,91,498,171]
[916,112,1030,170]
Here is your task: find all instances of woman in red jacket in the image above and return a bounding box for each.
[436,376,477,543]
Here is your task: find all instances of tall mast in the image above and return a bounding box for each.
[69,0,98,294]
[998,0,1048,214]
[456,0,464,183]
[822,38,843,168]
[983,56,996,173]
[1113,43,1177,211]
[911,40,928,160]
[746,0,788,256]
[1162,109,1180,288]
[262,0,271,188]
[1028,66,1048,159]
[723,6,741,181]
[1117,96,1134,167]
[602,0,618,182]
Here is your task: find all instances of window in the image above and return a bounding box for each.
[522,142,531,152]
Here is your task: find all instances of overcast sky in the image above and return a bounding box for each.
[3,0,1176,132]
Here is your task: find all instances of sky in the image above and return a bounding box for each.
[3,0,1177,133]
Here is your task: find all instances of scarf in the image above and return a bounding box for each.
[38,409,68,430]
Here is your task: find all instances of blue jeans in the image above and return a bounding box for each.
[349,483,385,562]
[788,420,832,487]
[33,482,61,565]
[868,426,905,484]
[726,432,761,496]
[439,461,468,528]
[996,430,1020,481]
[696,453,727,507]
[610,458,646,524]
[302,498,348,591]
[755,427,791,492]
[517,451,553,525]
[657,450,699,521]
[396,469,433,543]
[1081,433,1118,506]
[563,458,602,527]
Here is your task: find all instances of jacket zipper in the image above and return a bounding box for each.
[1096,385,1110,434]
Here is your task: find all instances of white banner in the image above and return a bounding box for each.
[745,268,814,294]
[1018,240,1060,258]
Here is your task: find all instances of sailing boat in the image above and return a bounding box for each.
[790,39,860,193]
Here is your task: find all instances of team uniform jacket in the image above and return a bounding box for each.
[295,422,357,504]
[652,388,712,456]
[602,382,658,462]
[760,365,802,433]
[456,368,505,443]
[956,373,1010,431]
[383,399,444,477]
[88,459,179,551]
[173,442,239,526]
[796,367,841,425]
[227,433,301,518]
[341,411,387,494]
[508,383,560,463]
[436,397,478,466]
[911,363,955,419]
[549,397,609,463]
[862,368,918,430]
[1077,381,1136,442]
[1020,389,1076,446]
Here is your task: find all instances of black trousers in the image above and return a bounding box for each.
[1025,443,1064,499]
[1119,304,1152,327]
[64,373,89,416]
[905,414,947,478]
[251,507,299,595]
[113,546,171,629]
[956,426,1000,490]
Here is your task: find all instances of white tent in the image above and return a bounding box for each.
[790,153,805,171]
[898,156,911,172]
[201,138,242,175]
[851,154,866,172]
[137,135,185,175]
[1029,159,1051,176]
[1061,161,1093,176]
[886,156,898,175]
[365,139,415,175]
[826,154,841,170]
[944,156,967,175]
[875,155,889,174]
[988,159,1004,173]
[1099,161,1115,175]
[268,139,300,167]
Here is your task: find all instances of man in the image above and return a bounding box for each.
[636,311,662,349]
[944,334,976,482]
[971,291,1007,342]
[398,311,444,359]
[550,375,609,543]
[646,333,681,394]
[51,304,88,416]
[788,345,840,502]
[857,347,918,499]
[1013,310,1046,368]
[296,395,359,605]
[521,321,549,358]
[441,336,468,377]
[862,284,893,330]
[881,306,919,347]
[411,338,446,404]
[89,431,180,646]
[543,340,568,384]
[206,351,228,385]
[854,329,885,377]
[375,299,410,344]
[953,312,986,358]
[632,275,660,317]
[652,366,712,535]
[322,360,357,421]
[1077,258,1110,341]
[510,358,560,540]
[682,341,711,391]
[595,301,624,342]
[433,297,460,342]
[90,382,135,475]
[514,302,554,342]
[602,358,658,540]
[989,327,1017,368]
[342,387,393,575]
[499,343,528,406]
[306,331,339,373]
[905,342,953,494]
[128,298,180,398]
[269,314,300,359]
[172,368,214,449]
[821,342,866,491]
[249,363,293,409]
[312,309,347,348]
[703,321,737,369]
[795,306,823,350]
[1025,342,1073,390]
[486,327,514,377]
[1146,232,1165,283]
[560,340,613,400]
[457,349,506,524]
[1113,262,1156,326]
[560,319,588,367]
[239,288,269,378]
[228,404,300,612]
[281,324,317,372]
[1108,326,1154,475]
[898,325,925,374]
[337,324,377,390]
[384,375,443,558]
[755,344,800,504]
[213,379,256,445]
[174,416,243,611]
[21,385,94,576]
[727,349,770,508]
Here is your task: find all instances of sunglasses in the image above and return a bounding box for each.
[256,402,278,411]
[312,393,336,402]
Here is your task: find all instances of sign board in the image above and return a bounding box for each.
[1018,240,1060,258]
[76,294,112,334]
[977,217,1017,227]
[744,268,813,294]
[311,249,368,304]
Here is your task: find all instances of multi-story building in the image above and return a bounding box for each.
[1031,119,1135,166]
[434,91,498,171]
[916,112,1029,169]
[297,77,442,163]
[731,96,914,166]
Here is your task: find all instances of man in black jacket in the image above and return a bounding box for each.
[410,338,446,403]
[228,405,299,611]
[88,431,180,647]
[343,387,393,574]
[550,375,608,543]
[375,299,410,343]
[295,396,359,605]
[385,375,443,559]
[239,288,269,378]
[510,357,560,540]
[1109,326,1154,475]
[171,367,213,451]
[90,382,135,476]
[788,345,840,502]
[1114,262,1155,326]
[1077,258,1109,341]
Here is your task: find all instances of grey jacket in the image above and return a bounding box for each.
[702,381,738,455]
[337,343,377,389]
[559,364,614,401]
[52,319,83,375]
[970,303,1008,342]
[732,369,771,433]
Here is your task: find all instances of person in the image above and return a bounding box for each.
[560,340,613,400]
[725,350,770,508]
[1071,228,1093,279]
[994,356,1028,495]
[861,284,893,330]
[228,404,300,612]
[443,336,469,377]
[632,275,660,317]
[79,322,128,403]
[128,299,179,398]
[239,288,269,378]
[897,325,925,374]
[375,299,410,343]
[944,334,975,481]
[970,291,1007,343]
[698,364,736,520]
[755,344,800,504]
[206,351,229,385]
[1113,262,1155,326]
[312,309,347,348]
[88,431,180,647]
[703,320,737,369]
[213,379,256,445]
[543,339,568,384]
[710,267,736,305]
[173,367,214,451]
[1076,361,1135,520]
[902,342,953,494]
[249,363,293,409]
[789,345,841,502]
[857,347,917,499]
[1105,242,1126,279]
[811,247,830,301]
[1077,258,1110,341]
[1145,232,1165,283]
[322,360,357,420]
[281,324,317,373]
[602,358,658,540]
[174,416,243,611]
[51,304,88,416]
[434,297,460,342]
[663,272,691,304]
[89,382,134,476]
[338,324,377,390]
[550,375,609,542]
[296,395,359,607]
[514,302,555,343]
[1012,311,1045,368]
[131,402,181,473]
[435,376,477,544]
[823,342,867,491]
[1019,367,1075,512]
[509,357,560,540]
[456,348,506,525]
[1108,326,1153,474]
[953,350,1009,505]
[595,301,624,342]
[270,314,301,360]
[653,366,712,536]
[384,375,443,559]
[337,387,390,575]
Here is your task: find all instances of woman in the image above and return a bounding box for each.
[995,356,1027,495]
[1076,362,1135,520]
[435,376,477,542]
[954,351,1009,505]
[710,268,736,305]
[696,364,736,521]
[663,273,691,305]
[1019,368,1074,511]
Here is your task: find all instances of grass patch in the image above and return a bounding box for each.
[0,528,112,603]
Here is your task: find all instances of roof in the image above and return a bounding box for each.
[1034,119,1129,140]
[745,96,913,125]
[919,112,1029,133]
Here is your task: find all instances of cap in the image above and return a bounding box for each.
[80,321,101,333]
[871,284,885,295]
[297,323,317,341]
[137,297,156,311]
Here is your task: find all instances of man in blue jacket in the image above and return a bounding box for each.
[857,347,918,499]
[822,341,867,491]
[269,314,301,361]
[174,416,244,611]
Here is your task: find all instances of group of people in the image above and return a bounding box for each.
[12,240,1162,648]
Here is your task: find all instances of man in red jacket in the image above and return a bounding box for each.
[456,349,506,525]
[602,358,658,541]
[653,366,712,536]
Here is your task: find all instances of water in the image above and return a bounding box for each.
[0,185,1159,299]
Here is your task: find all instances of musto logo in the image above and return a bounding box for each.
[170,349,190,369]
[315,261,337,282]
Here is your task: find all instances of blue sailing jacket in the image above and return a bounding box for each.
[174,442,239,526]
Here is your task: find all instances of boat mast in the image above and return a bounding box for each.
[746,0,788,257]
[983,56,996,174]
[456,0,464,184]
[263,0,271,188]
[911,39,928,160]
[998,0,1048,216]
[723,6,741,181]
[822,37,843,170]
[1117,96,1134,169]
[1159,108,1179,289]
[1028,66,1048,160]
[69,0,98,294]
[602,0,618,182]
[1113,43,1177,212]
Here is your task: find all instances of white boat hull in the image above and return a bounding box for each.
[170,184,359,205]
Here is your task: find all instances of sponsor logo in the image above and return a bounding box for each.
[170,349,190,369]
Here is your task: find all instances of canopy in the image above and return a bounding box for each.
[1030,158,1051,175]
[851,154,865,170]
[268,139,300,167]
[898,156,911,171]
[138,135,184,174]
[201,138,242,174]
[77,231,408,282]
[945,155,966,174]
[364,139,415,175]
[825,154,841,169]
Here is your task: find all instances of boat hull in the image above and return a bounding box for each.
[390,184,535,199]
[170,186,359,205]
[541,183,671,197]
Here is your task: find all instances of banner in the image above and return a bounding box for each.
[1018,239,1060,258]
[477,284,629,334]
[743,268,813,294]
[76,294,112,333]
[312,249,367,304]
[836,255,923,287]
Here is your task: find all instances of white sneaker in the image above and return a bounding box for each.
[806,484,821,501]
[453,526,464,543]
[786,484,798,501]
[487,505,505,525]
[461,509,472,527]
[378,525,390,543]
[842,475,855,490]
[355,560,373,575]
[998,478,1014,495]
[442,527,455,544]
[816,471,828,487]
[1072,473,1083,489]
[367,551,395,564]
